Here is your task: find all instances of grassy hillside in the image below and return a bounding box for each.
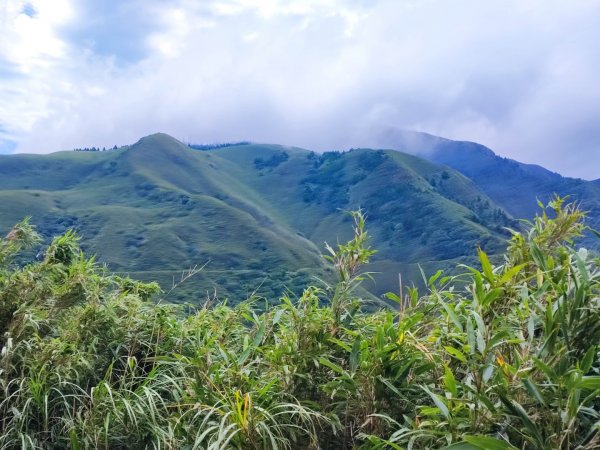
[212,143,515,280]
[0,136,327,303]
[0,133,516,302]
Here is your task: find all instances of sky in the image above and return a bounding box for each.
[0,0,599,179]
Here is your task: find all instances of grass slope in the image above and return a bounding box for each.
[0,133,515,302]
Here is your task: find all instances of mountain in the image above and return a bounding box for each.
[0,133,515,303]
[377,130,600,247]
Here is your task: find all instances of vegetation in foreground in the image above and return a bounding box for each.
[0,198,599,449]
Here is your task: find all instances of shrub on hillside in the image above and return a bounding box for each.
[0,198,598,449]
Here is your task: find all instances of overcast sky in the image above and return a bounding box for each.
[1,0,599,179]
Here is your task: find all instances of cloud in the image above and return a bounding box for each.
[1,0,599,179]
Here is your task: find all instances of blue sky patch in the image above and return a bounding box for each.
[0,138,17,154]
[21,3,37,18]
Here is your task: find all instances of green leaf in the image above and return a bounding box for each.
[466,317,476,350]
[349,336,361,373]
[471,311,486,354]
[253,317,266,346]
[444,366,458,397]
[272,309,284,325]
[498,264,526,286]
[482,288,503,308]
[482,364,494,383]
[318,357,347,376]
[444,346,468,363]
[478,248,495,283]
[473,271,484,304]
[485,330,510,353]
[398,312,425,332]
[429,269,443,287]
[499,395,545,447]
[385,292,401,304]
[376,375,403,397]
[580,346,596,373]
[408,286,419,307]
[574,250,590,284]
[444,443,480,449]
[580,376,600,390]
[522,377,547,406]
[529,242,546,270]
[533,357,556,380]
[474,391,496,412]
[441,302,463,332]
[237,347,252,365]
[420,385,450,419]
[445,435,518,449]
[328,337,352,352]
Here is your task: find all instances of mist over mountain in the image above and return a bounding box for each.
[392,131,600,243]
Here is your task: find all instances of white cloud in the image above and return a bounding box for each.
[0,0,72,70]
[1,0,599,178]
[0,0,75,143]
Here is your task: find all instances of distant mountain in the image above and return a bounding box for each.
[378,130,600,247]
[0,133,516,303]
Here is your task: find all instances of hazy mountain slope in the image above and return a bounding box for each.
[378,130,600,247]
[0,133,515,302]
[427,140,600,246]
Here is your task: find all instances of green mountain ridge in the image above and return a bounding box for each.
[381,130,600,246]
[0,132,583,304]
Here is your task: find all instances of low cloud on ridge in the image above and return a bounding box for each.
[1,0,599,179]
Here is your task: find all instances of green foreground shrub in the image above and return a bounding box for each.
[0,198,598,449]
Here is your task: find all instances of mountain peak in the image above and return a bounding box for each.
[134,133,185,148]
[126,133,193,161]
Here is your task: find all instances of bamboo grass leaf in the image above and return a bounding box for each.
[477,248,495,283]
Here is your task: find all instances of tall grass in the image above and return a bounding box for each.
[0,199,598,449]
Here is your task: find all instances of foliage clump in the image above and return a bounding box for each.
[0,198,598,449]
[254,151,290,170]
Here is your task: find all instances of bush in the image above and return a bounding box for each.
[254,151,289,170]
[0,198,598,448]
